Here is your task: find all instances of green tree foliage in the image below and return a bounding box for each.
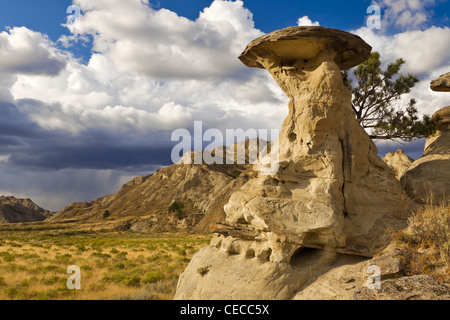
[343,51,439,141]
[168,201,185,219]
[103,210,111,219]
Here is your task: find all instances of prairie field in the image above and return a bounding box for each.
[0,224,210,300]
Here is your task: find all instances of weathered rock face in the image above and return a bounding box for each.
[0,196,53,223]
[175,26,413,300]
[401,106,450,204]
[382,149,414,180]
[430,72,450,92]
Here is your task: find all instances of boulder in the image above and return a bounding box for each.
[382,149,414,180]
[175,26,414,300]
[401,106,450,204]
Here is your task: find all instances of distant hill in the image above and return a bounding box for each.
[49,139,265,233]
[0,196,54,223]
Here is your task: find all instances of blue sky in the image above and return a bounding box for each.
[0,0,449,210]
[1,0,449,61]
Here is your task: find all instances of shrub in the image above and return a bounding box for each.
[168,201,185,219]
[80,265,92,271]
[124,275,141,287]
[43,265,64,273]
[90,252,111,259]
[40,275,63,285]
[5,287,18,299]
[103,210,111,219]
[231,169,241,179]
[76,244,87,252]
[102,272,141,287]
[112,262,125,270]
[393,201,449,281]
[0,252,15,262]
[34,288,59,300]
[54,253,73,264]
[197,265,210,276]
[143,271,164,284]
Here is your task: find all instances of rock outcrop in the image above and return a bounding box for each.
[382,149,414,180]
[401,105,450,204]
[175,26,414,300]
[292,245,450,300]
[430,72,450,92]
[49,141,257,234]
[0,196,53,223]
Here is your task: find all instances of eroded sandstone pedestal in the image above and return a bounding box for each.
[175,26,414,300]
[401,105,450,204]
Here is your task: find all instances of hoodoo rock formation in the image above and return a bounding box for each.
[175,26,415,300]
[401,73,450,205]
[401,104,450,204]
[382,149,414,180]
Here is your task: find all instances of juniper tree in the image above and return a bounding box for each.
[343,51,438,141]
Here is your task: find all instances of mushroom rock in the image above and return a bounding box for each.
[430,72,450,92]
[382,149,414,180]
[174,26,414,300]
[401,105,450,204]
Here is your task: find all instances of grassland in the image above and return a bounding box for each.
[0,223,210,300]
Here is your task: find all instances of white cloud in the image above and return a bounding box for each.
[0,27,67,75]
[66,0,263,80]
[57,34,90,48]
[297,16,320,26]
[8,0,286,137]
[378,0,437,30]
[353,25,450,118]
[3,0,449,208]
[354,26,450,75]
[5,0,289,137]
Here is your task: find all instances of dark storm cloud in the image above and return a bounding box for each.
[0,99,175,172]
[375,138,426,160]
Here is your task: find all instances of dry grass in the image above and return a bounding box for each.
[392,199,449,282]
[0,229,210,300]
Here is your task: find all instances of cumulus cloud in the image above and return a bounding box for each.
[378,0,438,30]
[353,26,450,117]
[297,16,320,26]
[0,1,289,209]
[354,26,450,74]
[65,0,263,80]
[9,1,286,136]
[0,27,67,76]
[4,0,448,210]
